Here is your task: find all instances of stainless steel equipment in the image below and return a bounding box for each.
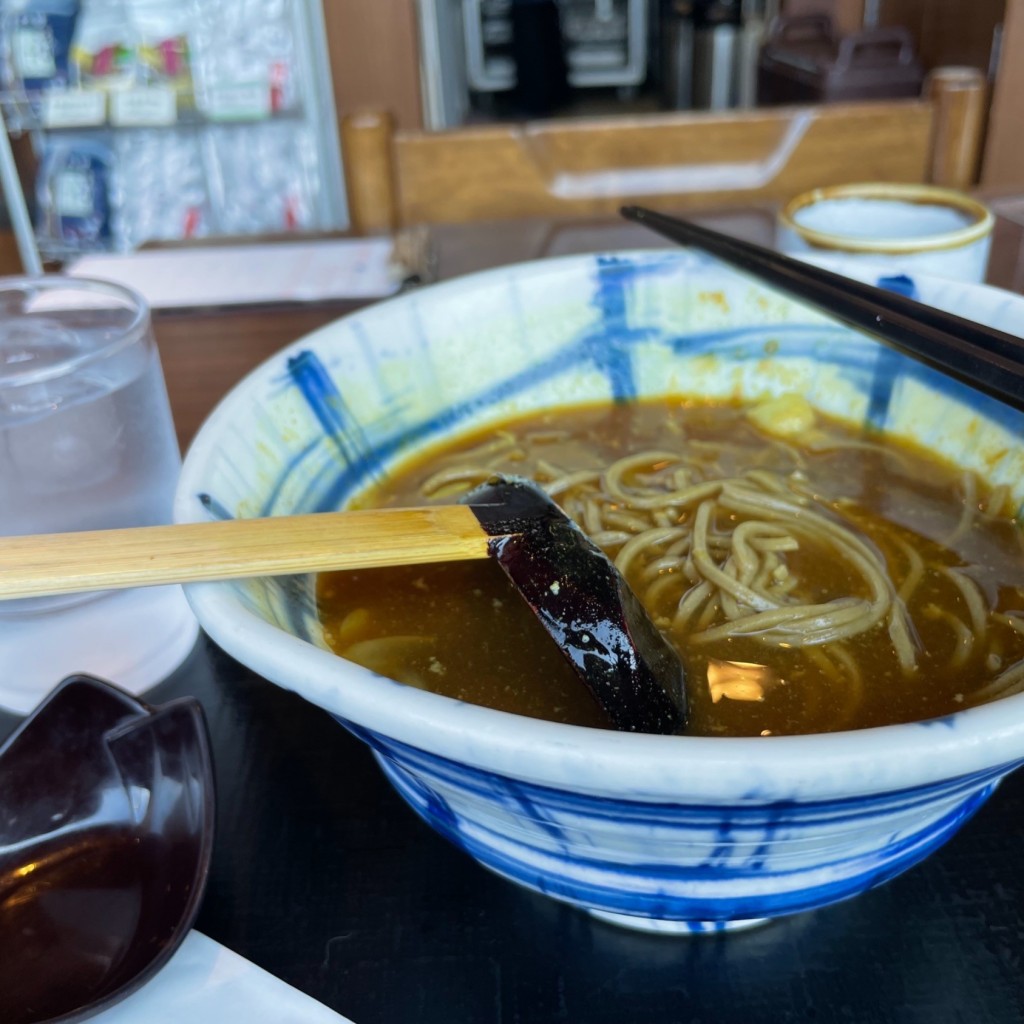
[462,0,648,93]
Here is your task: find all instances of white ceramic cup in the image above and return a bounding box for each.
[777,182,994,283]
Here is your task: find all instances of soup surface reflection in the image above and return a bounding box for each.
[316,399,1024,736]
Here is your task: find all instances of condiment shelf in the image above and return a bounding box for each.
[0,86,307,133]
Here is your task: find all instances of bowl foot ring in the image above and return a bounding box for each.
[588,908,771,935]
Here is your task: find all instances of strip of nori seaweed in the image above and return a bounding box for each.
[466,476,687,734]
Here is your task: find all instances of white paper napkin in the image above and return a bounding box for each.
[67,239,402,309]
[92,930,355,1024]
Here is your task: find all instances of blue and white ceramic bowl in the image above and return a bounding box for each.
[175,250,1024,934]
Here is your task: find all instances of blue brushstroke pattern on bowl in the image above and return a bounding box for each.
[175,250,1024,933]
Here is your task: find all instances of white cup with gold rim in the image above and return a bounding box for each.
[777,182,994,283]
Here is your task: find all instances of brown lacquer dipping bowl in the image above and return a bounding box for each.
[0,675,214,1023]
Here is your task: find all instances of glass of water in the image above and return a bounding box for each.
[0,275,198,713]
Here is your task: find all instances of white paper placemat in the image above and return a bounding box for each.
[94,930,355,1023]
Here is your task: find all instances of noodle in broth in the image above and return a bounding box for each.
[316,397,1024,736]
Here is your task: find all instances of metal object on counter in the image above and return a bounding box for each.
[692,0,741,109]
[462,0,649,94]
[0,105,40,274]
[661,0,695,109]
[663,0,773,111]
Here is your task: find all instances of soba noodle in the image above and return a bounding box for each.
[318,397,1024,736]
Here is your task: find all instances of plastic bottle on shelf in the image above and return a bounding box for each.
[110,127,209,249]
[201,119,317,236]
[189,0,297,118]
[69,0,138,91]
[125,0,194,104]
[0,0,80,98]
[35,134,113,250]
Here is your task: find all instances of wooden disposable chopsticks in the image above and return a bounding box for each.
[0,506,488,599]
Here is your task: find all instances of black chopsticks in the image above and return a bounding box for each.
[621,204,1024,413]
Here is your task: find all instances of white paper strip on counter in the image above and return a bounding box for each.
[66,238,403,310]
[93,930,355,1024]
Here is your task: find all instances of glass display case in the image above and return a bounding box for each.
[0,0,347,262]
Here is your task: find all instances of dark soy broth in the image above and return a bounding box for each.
[317,399,1024,736]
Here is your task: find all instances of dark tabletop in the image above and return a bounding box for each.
[6,204,1024,1023]
[5,635,1020,1024]
[170,635,1024,1024]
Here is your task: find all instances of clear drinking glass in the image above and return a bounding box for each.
[0,275,198,712]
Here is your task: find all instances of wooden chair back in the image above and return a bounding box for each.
[343,66,987,234]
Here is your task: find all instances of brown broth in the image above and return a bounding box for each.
[316,400,1024,736]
